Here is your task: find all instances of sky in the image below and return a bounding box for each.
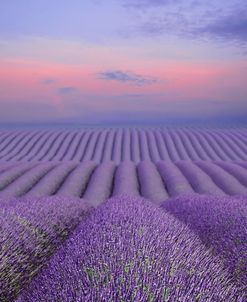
[0,0,246,126]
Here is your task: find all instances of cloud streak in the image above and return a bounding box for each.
[122,0,247,48]
[57,87,78,95]
[198,12,247,43]
[97,70,158,86]
[42,78,56,85]
[123,0,176,8]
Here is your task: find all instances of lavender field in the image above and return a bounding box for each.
[0,128,246,162]
[0,127,246,301]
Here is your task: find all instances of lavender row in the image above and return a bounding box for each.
[0,163,38,191]
[157,161,194,196]
[137,161,168,203]
[112,161,140,197]
[83,161,116,206]
[57,161,96,197]
[0,128,246,162]
[0,162,57,198]
[16,195,243,302]
[0,196,92,301]
[162,194,247,294]
[216,161,247,187]
[196,161,247,195]
[25,162,77,198]
[0,160,246,202]
[176,161,225,195]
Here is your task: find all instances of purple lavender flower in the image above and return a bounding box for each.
[17,196,243,302]
[157,161,194,196]
[137,161,168,203]
[0,196,92,301]
[162,194,247,295]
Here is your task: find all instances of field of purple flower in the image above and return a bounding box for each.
[0,128,246,301]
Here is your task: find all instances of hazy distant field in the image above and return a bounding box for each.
[0,128,246,162]
[0,127,246,301]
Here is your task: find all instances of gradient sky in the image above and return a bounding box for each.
[0,0,246,125]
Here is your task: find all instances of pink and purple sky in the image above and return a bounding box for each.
[0,0,246,125]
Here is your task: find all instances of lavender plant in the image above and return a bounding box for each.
[0,196,92,302]
[25,162,77,198]
[83,161,116,206]
[196,161,247,195]
[74,131,93,162]
[35,131,63,161]
[137,161,168,202]
[16,196,243,302]
[19,131,52,161]
[146,130,160,162]
[0,128,245,163]
[0,162,57,198]
[0,163,38,191]
[131,128,141,162]
[51,131,78,161]
[153,130,171,161]
[82,130,102,161]
[112,161,140,197]
[176,161,225,195]
[162,194,247,295]
[61,131,85,161]
[157,161,194,196]
[0,132,39,161]
[101,130,115,162]
[56,161,96,197]
[216,161,247,186]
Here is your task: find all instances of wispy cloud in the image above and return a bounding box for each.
[42,78,56,85]
[57,87,78,95]
[97,70,158,86]
[198,12,247,43]
[122,0,247,48]
[58,86,78,95]
[123,0,176,8]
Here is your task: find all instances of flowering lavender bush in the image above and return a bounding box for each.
[153,130,170,160]
[29,131,61,161]
[39,131,70,161]
[17,196,242,302]
[162,194,247,295]
[57,161,96,197]
[0,162,57,198]
[0,128,246,163]
[25,162,77,198]
[18,131,52,161]
[0,162,21,174]
[0,131,28,158]
[176,161,225,195]
[169,130,191,160]
[0,196,92,301]
[137,161,168,202]
[112,161,140,197]
[146,129,161,162]
[4,132,44,161]
[51,131,78,161]
[131,128,141,162]
[197,161,247,195]
[139,129,151,161]
[83,161,116,206]
[216,161,247,187]
[82,131,101,161]
[101,130,116,162]
[157,161,194,196]
[0,163,37,191]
